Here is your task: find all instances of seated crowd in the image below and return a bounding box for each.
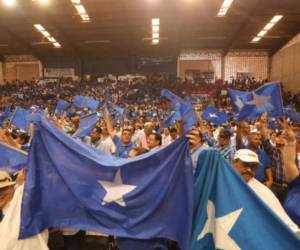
[0,74,300,250]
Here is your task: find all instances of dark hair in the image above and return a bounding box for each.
[122,128,132,134]
[18,133,30,144]
[150,132,162,146]
[169,127,177,133]
[132,147,149,156]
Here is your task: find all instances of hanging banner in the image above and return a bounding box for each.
[44,68,75,78]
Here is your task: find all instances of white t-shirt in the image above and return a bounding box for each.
[97,136,116,155]
[0,185,49,250]
[248,178,299,233]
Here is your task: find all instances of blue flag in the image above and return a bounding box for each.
[11,107,30,131]
[73,112,99,138]
[55,99,71,117]
[161,89,197,131]
[191,149,300,250]
[201,106,230,125]
[232,83,284,121]
[285,105,300,123]
[73,96,99,111]
[228,89,250,113]
[0,142,27,172]
[20,116,193,250]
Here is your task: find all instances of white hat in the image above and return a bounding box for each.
[234,149,259,163]
[0,171,15,189]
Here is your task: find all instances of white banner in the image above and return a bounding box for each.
[44,68,75,78]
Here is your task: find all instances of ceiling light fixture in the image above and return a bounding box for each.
[250,15,283,43]
[152,18,160,45]
[2,0,16,7]
[33,24,62,48]
[70,0,91,22]
[217,0,234,17]
[32,0,50,6]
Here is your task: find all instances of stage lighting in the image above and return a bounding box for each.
[2,0,16,7]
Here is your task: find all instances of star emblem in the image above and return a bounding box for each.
[246,93,273,110]
[235,96,244,110]
[98,169,136,207]
[209,113,217,118]
[198,200,243,250]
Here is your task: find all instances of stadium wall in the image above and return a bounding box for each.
[271,32,300,93]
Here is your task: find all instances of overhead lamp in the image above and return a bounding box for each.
[250,15,283,43]
[46,37,56,43]
[53,42,62,48]
[81,14,90,21]
[257,30,267,37]
[217,0,234,17]
[2,0,16,7]
[152,39,159,45]
[251,37,261,43]
[270,15,283,23]
[152,32,159,39]
[34,24,45,31]
[152,18,160,26]
[71,0,80,3]
[152,26,159,32]
[75,4,86,15]
[41,30,51,37]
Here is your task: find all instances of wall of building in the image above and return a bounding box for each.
[270,32,300,93]
[224,51,269,82]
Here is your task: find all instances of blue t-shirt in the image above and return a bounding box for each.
[113,135,133,158]
[254,148,271,182]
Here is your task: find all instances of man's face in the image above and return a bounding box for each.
[0,186,14,209]
[232,159,258,182]
[147,134,159,150]
[121,130,132,145]
[248,133,261,149]
[91,129,100,143]
[170,131,177,140]
[218,136,230,147]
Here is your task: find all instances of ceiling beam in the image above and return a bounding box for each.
[0,22,43,61]
[222,0,261,56]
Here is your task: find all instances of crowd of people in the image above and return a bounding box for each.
[0,73,300,250]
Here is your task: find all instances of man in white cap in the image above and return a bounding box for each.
[0,170,49,250]
[232,149,300,235]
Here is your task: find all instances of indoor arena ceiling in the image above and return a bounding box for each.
[0,0,300,60]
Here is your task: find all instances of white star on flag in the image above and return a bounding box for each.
[198,200,243,250]
[246,93,273,110]
[209,113,217,118]
[235,96,244,110]
[98,169,136,207]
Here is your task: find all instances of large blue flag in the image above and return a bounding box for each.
[20,116,194,250]
[11,107,30,131]
[201,106,230,125]
[191,149,300,250]
[230,83,284,121]
[55,99,71,117]
[73,112,99,138]
[0,142,27,172]
[285,105,300,123]
[161,89,197,131]
[73,96,99,111]
[228,89,250,113]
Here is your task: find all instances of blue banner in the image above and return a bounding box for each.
[20,116,193,250]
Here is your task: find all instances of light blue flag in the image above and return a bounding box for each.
[20,115,193,250]
[73,96,99,111]
[161,89,197,131]
[201,106,230,125]
[55,99,71,117]
[191,149,300,250]
[73,112,99,138]
[285,105,300,123]
[228,82,284,121]
[11,107,30,131]
[0,142,27,172]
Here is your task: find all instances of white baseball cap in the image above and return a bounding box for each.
[0,171,16,189]
[234,149,259,163]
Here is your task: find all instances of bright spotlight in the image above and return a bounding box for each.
[2,0,16,7]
